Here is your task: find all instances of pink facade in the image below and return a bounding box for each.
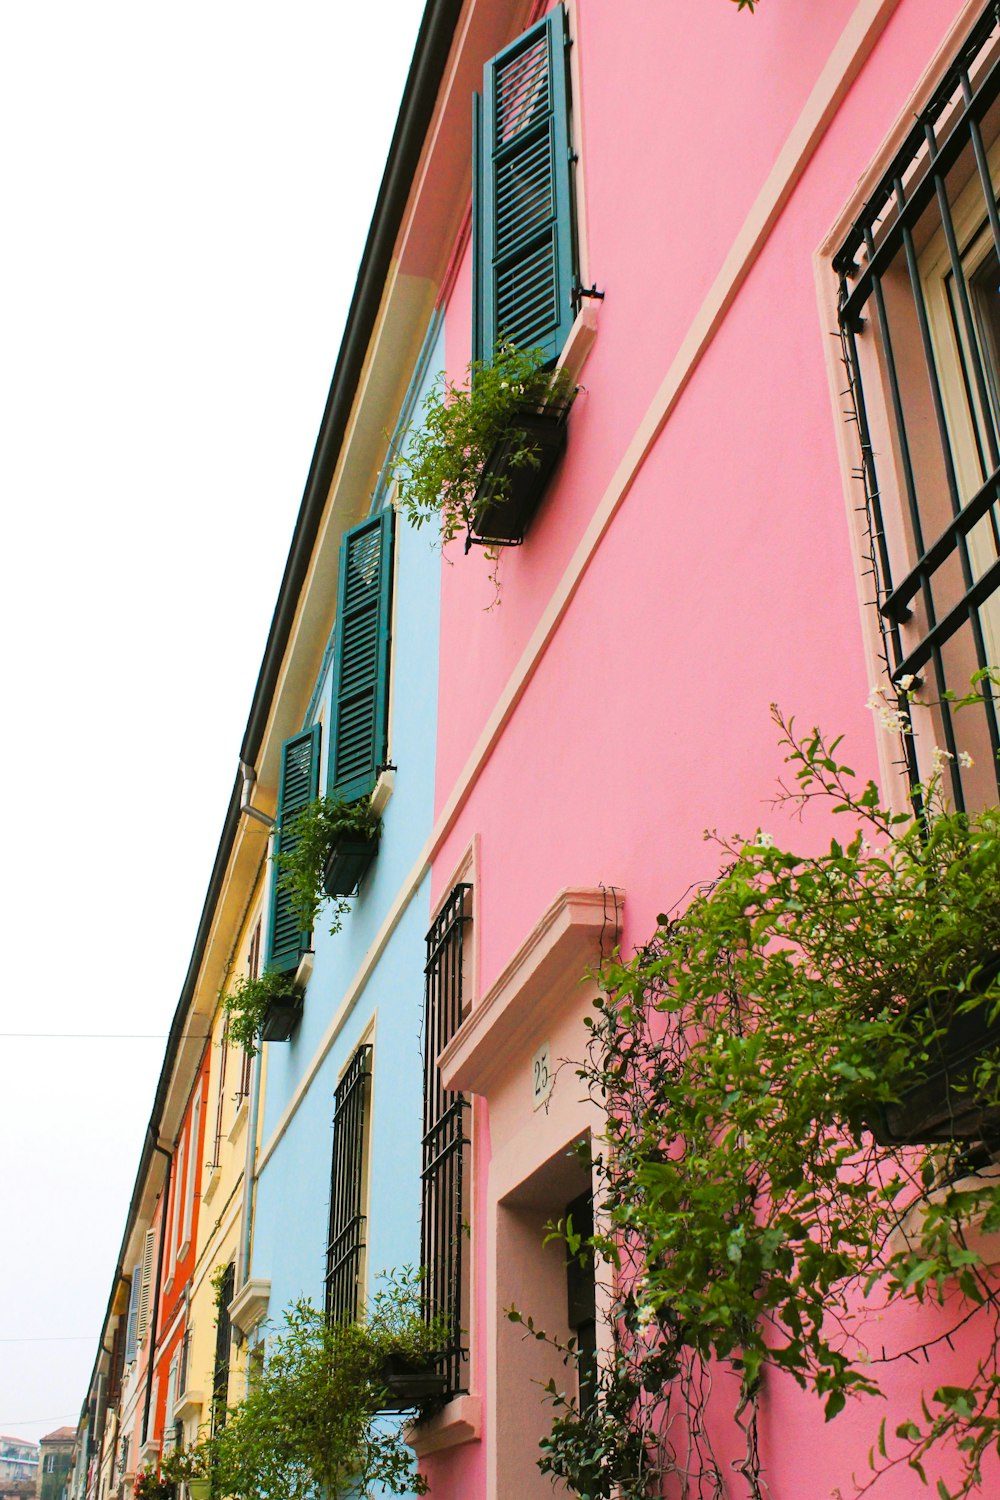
[413,0,1000,1495]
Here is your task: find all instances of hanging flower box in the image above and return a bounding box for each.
[322,830,380,898]
[260,989,304,1043]
[376,1352,449,1412]
[871,959,1000,1146]
[470,401,572,546]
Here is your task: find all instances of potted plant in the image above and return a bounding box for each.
[394,344,577,564]
[278,795,381,917]
[223,967,303,1054]
[134,1466,174,1500]
[160,1446,210,1500]
[201,1270,448,1500]
[375,1350,448,1412]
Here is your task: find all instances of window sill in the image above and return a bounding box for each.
[371,766,395,816]
[202,1166,221,1206]
[172,1389,204,1423]
[228,1276,271,1340]
[556,301,600,386]
[228,1097,249,1145]
[405,1393,481,1456]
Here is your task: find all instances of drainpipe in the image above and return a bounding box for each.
[236,814,275,1307]
[141,1140,173,1451]
[239,761,275,830]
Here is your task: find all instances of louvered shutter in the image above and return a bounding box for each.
[136,1229,155,1344]
[328,510,394,803]
[477,5,575,366]
[125,1264,141,1363]
[267,724,321,975]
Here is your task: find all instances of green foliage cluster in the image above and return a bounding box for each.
[222,969,300,1058]
[533,707,1000,1499]
[393,344,574,553]
[159,1447,208,1486]
[191,1272,444,1500]
[277,794,380,934]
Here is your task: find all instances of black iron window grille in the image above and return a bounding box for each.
[421,883,472,1399]
[212,1262,234,1434]
[324,1042,373,1326]
[836,2,1000,808]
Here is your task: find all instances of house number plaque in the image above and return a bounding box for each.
[532,1041,554,1110]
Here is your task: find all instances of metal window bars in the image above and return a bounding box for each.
[211,1263,234,1434]
[421,883,472,1399]
[836,1,1000,808]
[324,1043,373,1326]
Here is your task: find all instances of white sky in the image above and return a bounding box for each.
[0,0,426,1446]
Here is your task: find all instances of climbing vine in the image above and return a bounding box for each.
[529,706,1000,1498]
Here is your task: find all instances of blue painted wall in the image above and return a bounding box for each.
[252,319,445,1325]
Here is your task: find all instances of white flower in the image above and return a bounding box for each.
[636,1304,657,1328]
[931,745,954,771]
[755,831,776,849]
[958,750,975,769]
[897,673,915,691]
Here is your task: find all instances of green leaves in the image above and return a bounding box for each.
[535,704,1000,1498]
[393,344,575,563]
[277,794,379,934]
[204,1272,444,1500]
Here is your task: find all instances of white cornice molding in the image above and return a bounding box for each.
[439,887,622,1095]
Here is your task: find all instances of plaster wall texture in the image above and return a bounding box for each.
[426,0,995,1496]
[252,327,444,1324]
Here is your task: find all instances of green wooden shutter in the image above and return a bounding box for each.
[267,723,321,974]
[478,5,575,366]
[328,509,394,803]
[472,90,484,369]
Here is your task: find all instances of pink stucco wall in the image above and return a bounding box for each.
[425,1,996,1496]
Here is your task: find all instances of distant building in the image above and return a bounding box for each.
[0,1439,37,1485]
[35,1432,73,1500]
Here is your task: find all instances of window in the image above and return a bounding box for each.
[472,4,577,368]
[267,724,321,974]
[421,883,472,1398]
[180,1088,201,1252]
[236,923,260,1100]
[125,1262,141,1362]
[836,6,1000,808]
[212,1263,235,1434]
[136,1227,155,1345]
[324,1042,373,1325]
[266,513,393,977]
[328,510,394,803]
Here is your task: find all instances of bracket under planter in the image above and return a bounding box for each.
[376,1353,449,1412]
[260,989,304,1043]
[323,831,380,898]
[870,976,1000,1146]
[470,403,571,546]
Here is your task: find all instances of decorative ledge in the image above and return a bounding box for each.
[137,1441,160,1469]
[229,1277,271,1339]
[556,300,600,386]
[202,1166,221,1206]
[173,1389,204,1423]
[371,767,395,816]
[228,1096,249,1145]
[439,887,622,1095]
[406,1394,481,1456]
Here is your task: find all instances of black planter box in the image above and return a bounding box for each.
[376,1353,448,1412]
[471,405,570,546]
[871,967,1000,1146]
[260,991,303,1043]
[322,831,380,898]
